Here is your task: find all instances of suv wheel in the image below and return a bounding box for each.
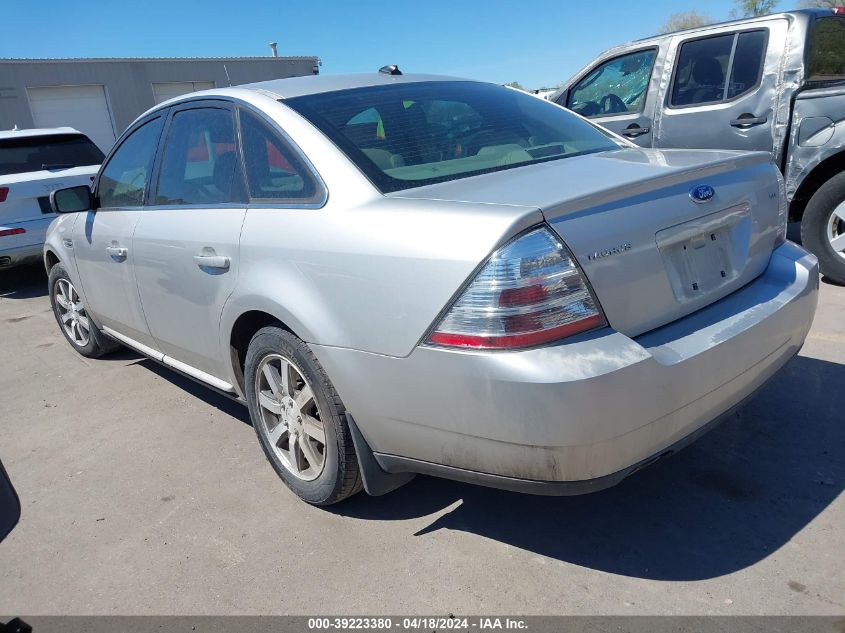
[244,325,362,505]
[49,263,120,358]
[801,172,845,284]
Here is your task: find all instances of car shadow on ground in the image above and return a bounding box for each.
[0,263,48,300]
[334,354,845,582]
[135,358,252,425]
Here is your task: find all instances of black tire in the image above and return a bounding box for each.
[244,325,362,505]
[48,262,120,358]
[800,171,845,284]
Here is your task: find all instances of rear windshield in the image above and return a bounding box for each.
[286,81,620,193]
[807,16,845,88]
[0,134,104,177]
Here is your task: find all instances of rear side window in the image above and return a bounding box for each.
[239,110,319,202]
[154,107,245,206]
[98,117,164,208]
[567,49,657,117]
[671,30,767,107]
[286,81,619,193]
[0,134,104,177]
[807,17,845,88]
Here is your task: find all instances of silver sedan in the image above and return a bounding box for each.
[44,70,818,505]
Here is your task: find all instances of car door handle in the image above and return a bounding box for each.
[730,114,768,128]
[193,254,231,270]
[621,125,650,138]
[106,246,128,260]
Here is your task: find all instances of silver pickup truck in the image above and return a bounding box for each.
[553,8,845,283]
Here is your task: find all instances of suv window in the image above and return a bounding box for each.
[98,117,164,208]
[239,110,318,202]
[671,30,767,107]
[0,134,104,177]
[567,49,657,117]
[154,107,245,206]
[807,16,845,88]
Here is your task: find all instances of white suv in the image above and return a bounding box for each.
[0,127,103,269]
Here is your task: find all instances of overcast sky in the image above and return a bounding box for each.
[5,0,762,88]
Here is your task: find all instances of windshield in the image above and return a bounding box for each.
[286,81,621,193]
[0,134,104,177]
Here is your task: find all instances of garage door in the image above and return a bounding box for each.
[27,85,117,153]
[152,81,215,105]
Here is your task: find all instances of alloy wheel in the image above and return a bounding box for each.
[54,278,91,348]
[827,201,845,263]
[254,353,327,481]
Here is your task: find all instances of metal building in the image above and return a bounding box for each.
[0,56,320,152]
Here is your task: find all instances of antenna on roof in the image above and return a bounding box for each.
[223,64,232,87]
[12,124,18,131]
[379,64,402,76]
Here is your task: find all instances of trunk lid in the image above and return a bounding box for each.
[390,148,783,337]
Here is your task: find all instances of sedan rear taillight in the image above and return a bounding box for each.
[0,228,25,237]
[0,187,8,203]
[428,226,606,350]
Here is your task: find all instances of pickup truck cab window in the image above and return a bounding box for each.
[568,49,657,117]
[97,116,164,209]
[671,30,767,108]
[806,16,845,89]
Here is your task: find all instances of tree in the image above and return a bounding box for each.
[505,81,525,91]
[659,10,713,34]
[800,0,845,7]
[730,0,779,17]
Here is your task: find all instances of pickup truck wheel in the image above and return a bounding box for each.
[801,172,845,284]
[48,263,120,358]
[244,325,362,505]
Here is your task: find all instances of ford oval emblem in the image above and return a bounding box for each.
[690,184,715,204]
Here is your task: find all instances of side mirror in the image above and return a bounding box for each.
[0,460,20,543]
[50,185,94,214]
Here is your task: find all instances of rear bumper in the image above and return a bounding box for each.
[0,216,53,268]
[313,241,819,490]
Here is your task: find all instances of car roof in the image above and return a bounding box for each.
[234,72,473,99]
[0,126,84,141]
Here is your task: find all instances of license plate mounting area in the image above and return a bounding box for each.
[656,205,752,303]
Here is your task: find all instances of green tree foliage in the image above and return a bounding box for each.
[659,9,713,34]
[730,0,779,17]
[505,81,525,91]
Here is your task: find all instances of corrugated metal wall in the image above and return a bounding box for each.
[0,57,318,139]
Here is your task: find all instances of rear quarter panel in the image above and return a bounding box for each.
[223,197,542,360]
[217,90,543,373]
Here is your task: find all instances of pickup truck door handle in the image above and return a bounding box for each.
[621,124,650,138]
[106,246,128,260]
[193,254,231,270]
[730,114,768,128]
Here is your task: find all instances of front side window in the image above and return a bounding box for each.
[154,107,244,205]
[98,117,164,208]
[671,30,767,107]
[807,16,845,89]
[286,81,620,193]
[239,110,319,202]
[567,49,657,117]
[0,134,104,177]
